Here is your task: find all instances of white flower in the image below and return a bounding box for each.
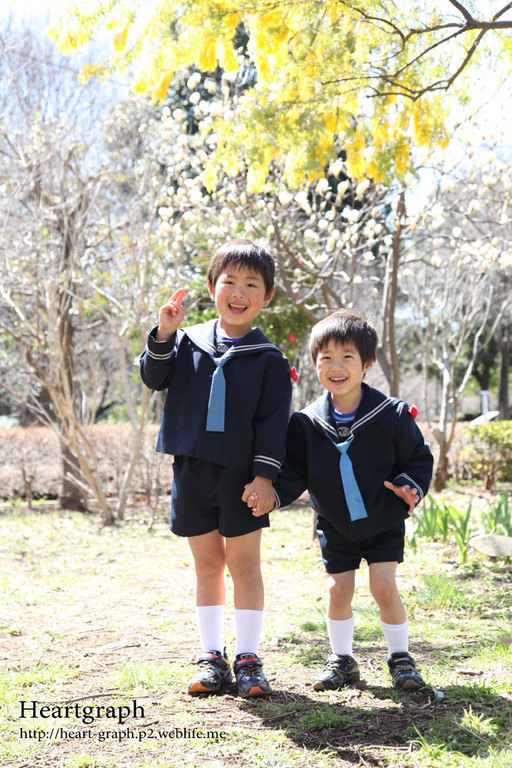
[204,78,218,95]
[452,226,462,239]
[329,159,344,177]
[355,179,371,199]
[317,218,329,231]
[189,92,201,105]
[337,180,349,197]
[316,178,330,196]
[187,72,202,90]
[278,190,293,207]
[189,187,203,206]
[342,207,361,223]
[223,71,238,83]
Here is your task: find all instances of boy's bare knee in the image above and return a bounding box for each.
[227,555,261,583]
[370,579,398,607]
[327,573,355,603]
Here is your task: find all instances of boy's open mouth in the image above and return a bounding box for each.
[229,303,247,314]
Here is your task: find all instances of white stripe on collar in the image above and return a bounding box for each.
[302,406,338,440]
[352,396,400,432]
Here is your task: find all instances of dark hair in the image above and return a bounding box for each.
[309,309,378,366]
[207,238,275,296]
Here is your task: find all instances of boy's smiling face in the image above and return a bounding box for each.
[208,264,275,338]
[315,340,373,413]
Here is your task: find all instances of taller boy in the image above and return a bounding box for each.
[140,239,291,697]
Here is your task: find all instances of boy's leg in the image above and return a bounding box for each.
[225,530,270,697]
[226,528,264,654]
[369,561,425,690]
[187,531,231,694]
[326,570,356,654]
[314,571,360,691]
[368,561,406,626]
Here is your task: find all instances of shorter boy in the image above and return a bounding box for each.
[245,309,433,691]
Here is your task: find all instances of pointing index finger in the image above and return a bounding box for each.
[169,287,186,306]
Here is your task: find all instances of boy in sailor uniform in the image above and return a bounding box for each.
[140,239,292,697]
[245,309,433,692]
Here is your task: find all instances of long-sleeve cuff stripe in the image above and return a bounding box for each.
[254,455,282,469]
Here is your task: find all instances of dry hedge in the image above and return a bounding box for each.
[0,424,173,501]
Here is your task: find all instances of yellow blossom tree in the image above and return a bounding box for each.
[47,1,512,190]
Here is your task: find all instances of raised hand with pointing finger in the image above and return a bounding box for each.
[156,288,186,341]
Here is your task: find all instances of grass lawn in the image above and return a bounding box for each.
[0,502,511,768]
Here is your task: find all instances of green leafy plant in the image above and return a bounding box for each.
[464,422,512,489]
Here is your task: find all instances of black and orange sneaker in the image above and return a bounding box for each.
[187,649,232,695]
[233,653,271,697]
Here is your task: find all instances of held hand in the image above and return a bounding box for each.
[245,492,267,516]
[242,477,275,517]
[383,481,419,516]
[156,288,186,340]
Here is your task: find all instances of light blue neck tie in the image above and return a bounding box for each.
[206,352,231,432]
[334,434,368,521]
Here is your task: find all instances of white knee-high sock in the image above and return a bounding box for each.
[196,605,225,653]
[380,619,408,657]
[327,615,355,657]
[235,609,264,656]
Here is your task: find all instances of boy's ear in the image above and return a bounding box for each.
[363,358,375,374]
[263,286,276,306]
[207,280,215,299]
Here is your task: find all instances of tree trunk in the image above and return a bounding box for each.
[379,187,405,398]
[433,440,450,491]
[497,324,510,420]
[59,439,87,511]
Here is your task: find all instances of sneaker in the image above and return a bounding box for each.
[188,649,232,694]
[233,653,271,697]
[312,654,360,691]
[387,652,425,691]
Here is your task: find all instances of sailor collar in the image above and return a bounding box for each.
[182,318,279,358]
[301,384,401,442]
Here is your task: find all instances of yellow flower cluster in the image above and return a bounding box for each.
[48,0,465,189]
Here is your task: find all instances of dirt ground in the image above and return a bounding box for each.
[1,500,511,768]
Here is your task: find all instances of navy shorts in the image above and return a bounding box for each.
[170,455,270,538]
[316,516,405,574]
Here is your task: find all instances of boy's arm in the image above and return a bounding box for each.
[251,353,292,481]
[387,405,434,508]
[243,414,309,515]
[140,289,186,391]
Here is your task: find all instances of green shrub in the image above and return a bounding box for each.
[462,421,512,489]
